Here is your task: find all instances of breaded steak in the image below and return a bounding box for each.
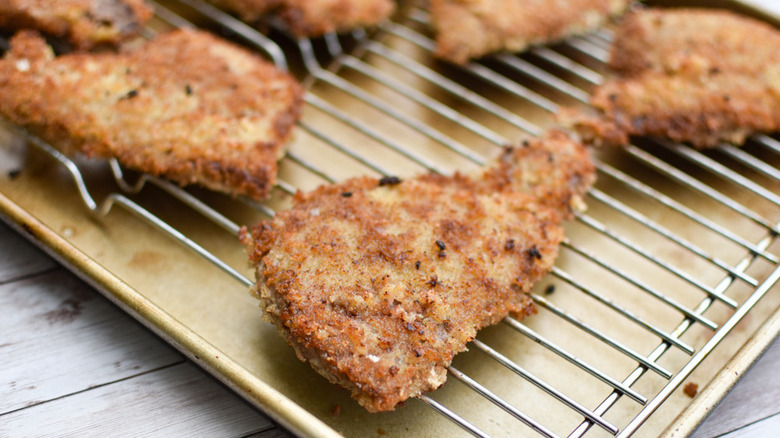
[0,0,153,49]
[608,8,780,78]
[0,29,303,199]
[278,0,395,37]
[479,130,595,219]
[431,0,630,64]
[206,0,395,37]
[241,131,595,412]
[569,8,780,148]
[205,0,281,22]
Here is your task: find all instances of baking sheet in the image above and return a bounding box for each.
[2,1,780,436]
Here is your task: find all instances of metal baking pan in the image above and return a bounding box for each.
[1,1,779,436]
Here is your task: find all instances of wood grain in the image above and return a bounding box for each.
[0,221,55,282]
[691,336,780,438]
[0,363,274,437]
[0,220,280,437]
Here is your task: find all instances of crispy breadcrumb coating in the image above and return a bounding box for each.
[279,0,395,36]
[240,131,595,412]
[0,0,153,49]
[431,0,630,64]
[0,29,303,199]
[207,0,395,37]
[568,8,780,148]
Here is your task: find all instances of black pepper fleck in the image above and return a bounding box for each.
[723,95,731,102]
[528,246,542,260]
[608,93,618,102]
[341,192,353,198]
[185,84,193,95]
[378,176,402,186]
[545,284,556,295]
[428,276,439,287]
[7,169,20,180]
[438,251,446,258]
[505,239,515,250]
[122,89,138,99]
[435,240,446,250]
[415,260,421,270]
[521,140,530,147]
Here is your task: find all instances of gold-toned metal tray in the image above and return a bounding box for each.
[1,1,779,436]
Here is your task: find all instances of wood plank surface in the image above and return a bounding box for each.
[0,223,55,282]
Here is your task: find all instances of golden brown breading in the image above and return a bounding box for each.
[0,0,153,50]
[431,0,631,64]
[478,129,595,219]
[206,0,395,37]
[608,8,780,78]
[240,131,595,412]
[573,71,780,148]
[568,8,780,148]
[205,0,281,22]
[278,0,395,37]
[0,29,303,199]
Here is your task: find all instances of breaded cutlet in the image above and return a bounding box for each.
[206,0,395,37]
[431,0,631,64]
[0,29,303,200]
[278,0,395,37]
[608,8,780,78]
[0,0,153,50]
[205,0,281,22]
[568,8,780,148]
[240,131,595,412]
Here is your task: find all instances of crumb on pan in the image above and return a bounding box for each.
[683,382,699,398]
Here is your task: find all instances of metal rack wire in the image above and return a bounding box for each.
[3,0,780,437]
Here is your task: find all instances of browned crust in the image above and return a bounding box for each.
[567,8,780,148]
[0,29,303,199]
[431,0,631,64]
[573,72,780,148]
[240,131,595,412]
[478,129,596,218]
[609,7,780,78]
[206,0,395,37]
[0,0,153,50]
[205,0,282,22]
[278,0,395,37]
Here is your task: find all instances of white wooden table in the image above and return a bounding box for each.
[1,219,779,438]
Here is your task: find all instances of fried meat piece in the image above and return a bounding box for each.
[479,130,595,219]
[206,0,395,37]
[0,0,153,50]
[431,0,631,64]
[0,29,303,199]
[241,131,595,412]
[205,0,281,22]
[278,0,395,36]
[608,8,780,78]
[569,8,780,148]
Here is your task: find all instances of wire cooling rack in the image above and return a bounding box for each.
[1,1,780,437]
